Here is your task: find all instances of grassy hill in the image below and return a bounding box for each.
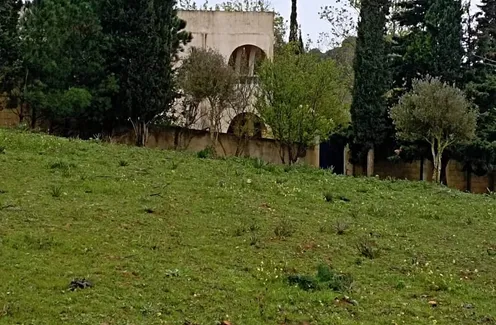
[1,128,496,324]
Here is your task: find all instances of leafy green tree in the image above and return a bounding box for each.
[256,44,350,164]
[177,47,236,149]
[100,0,191,146]
[391,77,477,183]
[0,0,22,96]
[351,0,390,175]
[20,0,114,134]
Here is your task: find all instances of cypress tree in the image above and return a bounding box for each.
[100,0,191,145]
[351,0,390,175]
[289,0,298,42]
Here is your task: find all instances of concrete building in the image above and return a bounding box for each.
[175,10,274,134]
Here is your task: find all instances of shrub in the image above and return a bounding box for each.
[197,146,216,159]
[287,274,318,291]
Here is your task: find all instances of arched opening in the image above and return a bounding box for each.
[227,112,266,139]
[228,45,266,77]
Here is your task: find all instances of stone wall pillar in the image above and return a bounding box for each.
[344,144,353,176]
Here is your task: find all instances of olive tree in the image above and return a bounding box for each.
[390,77,477,183]
[177,47,236,149]
[256,43,350,164]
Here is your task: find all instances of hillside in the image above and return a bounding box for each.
[1,129,496,324]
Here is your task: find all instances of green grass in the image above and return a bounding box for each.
[1,128,496,324]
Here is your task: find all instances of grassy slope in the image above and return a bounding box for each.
[0,129,496,325]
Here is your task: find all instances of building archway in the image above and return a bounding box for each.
[227,112,266,139]
[228,45,267,77]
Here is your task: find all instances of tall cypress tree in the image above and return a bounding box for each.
[351,0,390,175]
[289,0,298,42]
[100,0,191,145]
[0,0,22,94]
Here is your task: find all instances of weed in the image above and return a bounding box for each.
[263,163,277,173]
[249,233,260,247]
[119,159,129,167]
[197,146,215,159]
[248,222,260,233]
[233,226,246,237]
[0,146,5,154]
[335,220,349,235]
[253,158,266,169]
[50,185,62,198]
[316,263,333,282]
[316,264,354,292]
[171,161,180,170]
[274,219,294,239]
[357,237,379,259]
[283,165,293,173]
[287,274,318,291]
[396,280,406,290]
[50,160,75,171]
[275,178,287,184]
[324,191,333,202]
[328,272,354,292]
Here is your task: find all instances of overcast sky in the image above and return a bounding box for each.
[197,0,336,48]
[198,0,481,50]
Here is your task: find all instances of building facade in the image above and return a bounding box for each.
[175,10,274,135]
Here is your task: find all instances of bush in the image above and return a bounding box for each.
[197,146,216,159]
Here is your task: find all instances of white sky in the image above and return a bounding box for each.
[198,0,482,50]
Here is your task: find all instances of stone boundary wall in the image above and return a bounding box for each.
[113,126,320,167]
[0,108,20,127]
[346,155,495,194]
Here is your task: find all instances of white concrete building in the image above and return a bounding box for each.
[174,10,274,135]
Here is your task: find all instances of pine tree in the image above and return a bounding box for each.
[0,0,22,94]
[351,0,390,176]
[466,0,496,119]
[425,0,463,83]
[391,0,463,90]
[100,0,191,146]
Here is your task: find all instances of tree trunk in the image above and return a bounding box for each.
[431,142,442,183]
[135,120,148,147]
[366,147,375,177]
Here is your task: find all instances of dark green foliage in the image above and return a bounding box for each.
[20,0,115,134]
[287,274,318,291]
[99,0,191,145]
[0,0,22,94]
[289,264,354,293]
[351,0,390,149]
[289,0,298,43]
[391,0,463,91]
[197,146,216,159]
